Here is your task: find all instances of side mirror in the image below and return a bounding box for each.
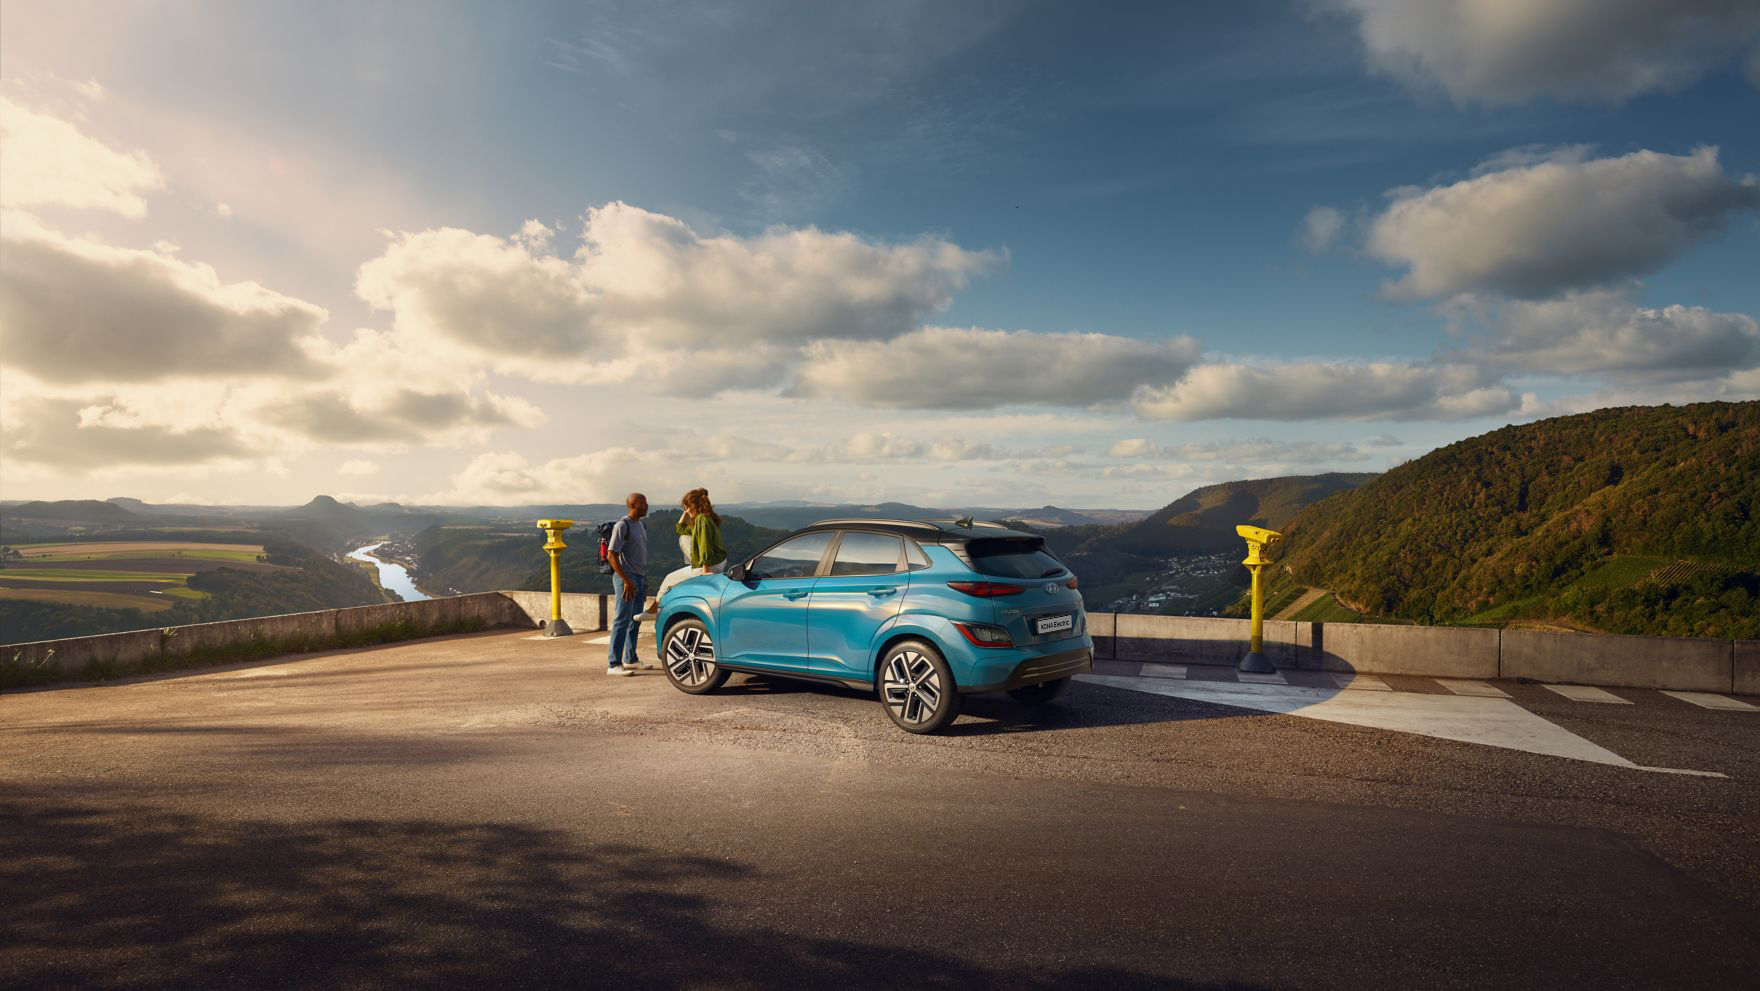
[727,562,748,582]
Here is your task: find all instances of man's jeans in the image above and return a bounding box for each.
[608,571,647,669]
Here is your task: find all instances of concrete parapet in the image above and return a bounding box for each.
[1502,629,1732,693]
[162,609,338,659]
[1734,641,1759,696]
[5,628,162,681]
[1319,623,1499,679]
[2,593,531,689]
[496,590,604,633]
[1086,612,1116,660]
[1114,614,1312,669]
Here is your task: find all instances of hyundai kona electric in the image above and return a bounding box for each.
[653,519,1093,733]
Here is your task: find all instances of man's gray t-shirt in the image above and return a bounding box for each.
[607,515,647,577]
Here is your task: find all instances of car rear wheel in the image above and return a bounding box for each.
[878,640,961,734]
[663,618,729,695]
[1007,677,1070,705]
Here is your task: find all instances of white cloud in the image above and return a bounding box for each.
[0,212,329,383]
[0,394,258,472]
[338,459,380,476]
[793,326,1201,409]
[1133,360,1521,421]
[1104,437,1378,464]
[0,96,163,216]
[1366,146,1760,299]
[1298,206,1345,253]
[355,202,1000,383]
[1325,0,1760,106]
[1451,289,1760,381]
[421,448,728,506]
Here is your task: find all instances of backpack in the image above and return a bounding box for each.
[595,519,622,574]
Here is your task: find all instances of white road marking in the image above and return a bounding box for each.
[1332,673,1390,691]
[1236,671,1287,685]
[1140,664,1187,679]
[1076,674,1723,777]
[1439,680,1510,698]
[1543,684,1631,704]
[585,636,613,644]
[1661,691,1757,712]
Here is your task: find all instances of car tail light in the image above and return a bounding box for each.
[954,622,1015,648]
[1065,576,1079,589]
[947,581,1025,597]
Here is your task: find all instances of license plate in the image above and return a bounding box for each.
[1034,613,1074,636]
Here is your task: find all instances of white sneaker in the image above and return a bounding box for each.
[606,665,632,677]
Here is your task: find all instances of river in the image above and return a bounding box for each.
[348,542,431,602]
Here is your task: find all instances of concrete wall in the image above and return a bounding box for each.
[1735,641,1760,696]
[1502,629,1733,693]
[498,590,606,633]
[1113,614,1317,670]
[1087,612,1116,660]
[1319,623,1499,680]
[4,592,532,686]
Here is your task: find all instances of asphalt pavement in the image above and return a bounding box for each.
[3,628,1757,989]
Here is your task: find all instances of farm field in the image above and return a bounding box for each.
[0,541,274,611]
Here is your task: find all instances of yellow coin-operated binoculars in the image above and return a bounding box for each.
[536,519,575,637]
[1236,524,1284,674]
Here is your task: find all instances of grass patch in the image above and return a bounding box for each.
[1290,592,1364,623]
[0,588,177,611]
[0,570,190,582]
[2,615,500,690]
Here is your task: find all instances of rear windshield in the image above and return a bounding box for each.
[966,538,1067,580]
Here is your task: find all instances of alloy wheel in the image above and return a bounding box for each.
[882,649,943,726]
[665,624,717,687]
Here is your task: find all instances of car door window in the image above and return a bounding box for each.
[829,532,903,576]
[748,532,834,580]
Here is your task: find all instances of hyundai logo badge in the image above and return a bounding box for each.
[1043,582,1059,595]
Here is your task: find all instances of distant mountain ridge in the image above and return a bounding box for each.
[1279,402,1759,638]
[1101,473,1378,558]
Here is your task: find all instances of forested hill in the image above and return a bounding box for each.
[1107,473,1377,557]
[1279,402,1760,638]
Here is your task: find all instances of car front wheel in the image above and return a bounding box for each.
[663,618,729,695]
[878,639,961,734]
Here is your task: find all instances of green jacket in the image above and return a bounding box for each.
[676,514,727,569]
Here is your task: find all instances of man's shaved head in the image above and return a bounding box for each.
[627,492,649,518]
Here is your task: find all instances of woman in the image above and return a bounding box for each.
[648,487,727,612]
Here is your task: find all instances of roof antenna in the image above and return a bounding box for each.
[955,515,974,529]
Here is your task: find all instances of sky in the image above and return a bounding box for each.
[1,0,1757,510]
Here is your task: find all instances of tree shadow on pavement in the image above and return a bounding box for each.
[0,791,1261,991]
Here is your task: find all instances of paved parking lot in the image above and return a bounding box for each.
[4,628,1758,989]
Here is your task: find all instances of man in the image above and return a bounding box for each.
[605,491,649,676]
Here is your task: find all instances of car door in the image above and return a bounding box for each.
[807,530,907,680]
[716,531,833,672]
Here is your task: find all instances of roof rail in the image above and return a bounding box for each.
[916,518,1011,530]
[809,518,941,530]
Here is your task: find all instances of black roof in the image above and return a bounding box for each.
[795,518,1040,544]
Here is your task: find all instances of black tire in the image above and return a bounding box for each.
[1007,677,1071,705]
[877,639,962,734]
[661,618,729,695]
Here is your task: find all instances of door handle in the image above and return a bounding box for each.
[867,587,898,597]
[783,589,810,600]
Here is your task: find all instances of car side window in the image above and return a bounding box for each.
[748,531,834,580]
[904,540,932,571]
[829,531,904,576]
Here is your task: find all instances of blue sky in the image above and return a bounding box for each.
[2,1,1757,508]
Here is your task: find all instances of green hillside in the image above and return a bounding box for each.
[1278,402,1760,639]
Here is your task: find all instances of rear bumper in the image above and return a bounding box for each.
[961,645,1093,694]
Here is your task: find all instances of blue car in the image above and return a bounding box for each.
[654,518,1093,733]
